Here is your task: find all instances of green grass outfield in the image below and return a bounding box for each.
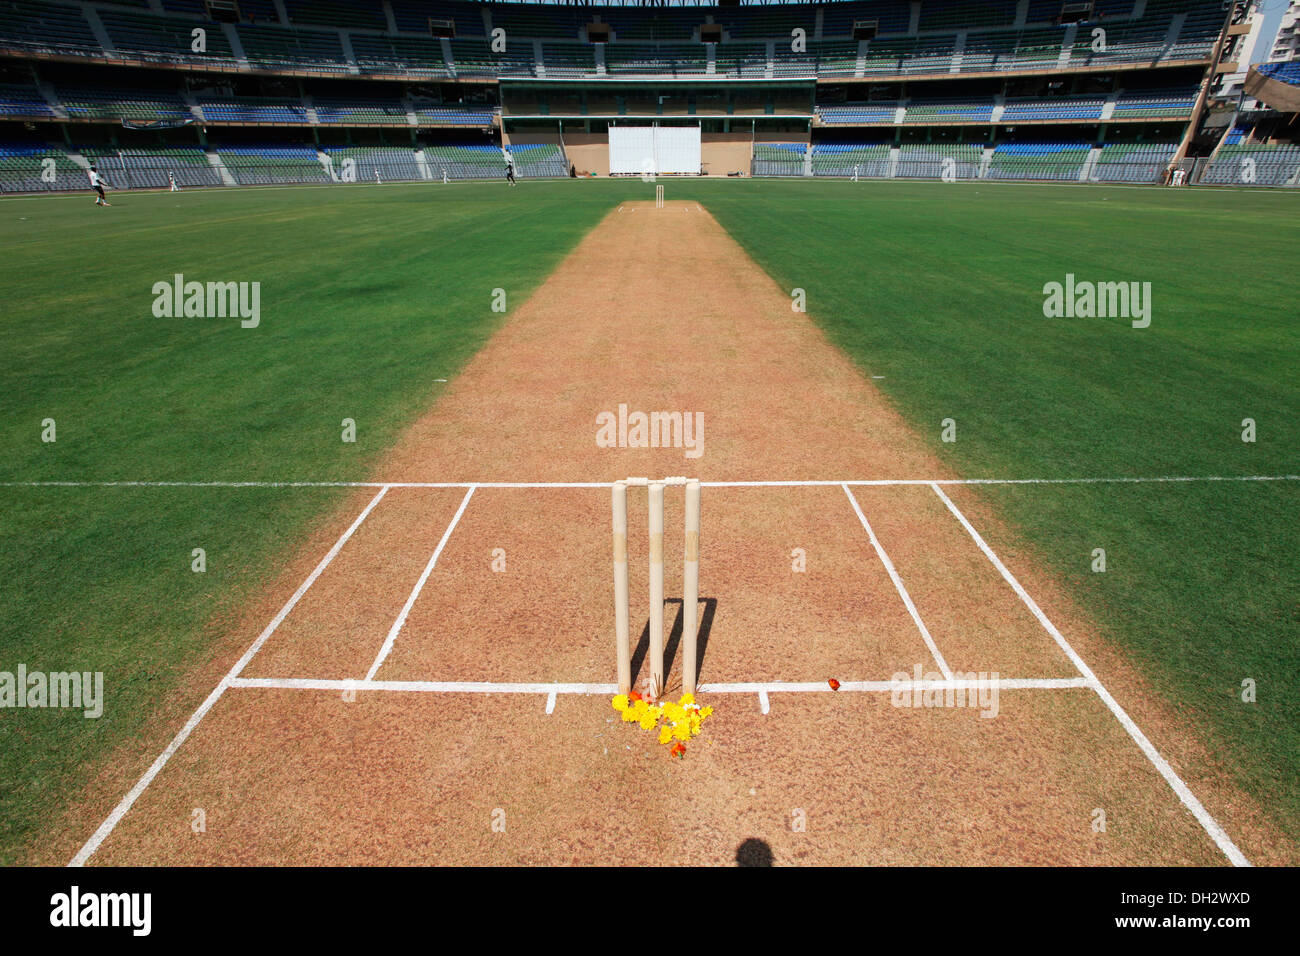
[1,179,1296,863]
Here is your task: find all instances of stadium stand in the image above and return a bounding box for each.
[0,0,1288,192]
[0,0,101,58]
[1092,142,1178,182]
[322,145,424,181]
[1001,96,1106,122]
[905,98,996,124]
[753,142,806,176]
[59,87,191,123]
[895,142,982,179]
[810,142,892,178]
[0,83,55,119]
[1201,144,1300,186]
[987,143,1091,181]
[215,144,330,185]
[818,103,900,125]
[1111,89,1197,118]
[1258,61,1300,86]
[0,142,81,192]
[79,145,223,189]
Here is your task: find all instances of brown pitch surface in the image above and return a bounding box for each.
[71,200,1289,866]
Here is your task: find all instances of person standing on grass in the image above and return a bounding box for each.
[506,157,517,186]
[168,171,179,192]
[88,165,112,206]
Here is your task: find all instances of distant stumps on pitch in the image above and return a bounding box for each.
[655,184,664,208]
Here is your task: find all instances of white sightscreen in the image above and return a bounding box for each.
[608,125,701,175]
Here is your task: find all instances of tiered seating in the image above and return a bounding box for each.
[409,104,495,125]
[198,97,308,124]
[905,98,995,123]
[821,1,910,38]
[1201,144,1300,187]
[810,142,891,177]
[1069,19,1174,68]
[507,142,569,177]
[1001,96,1105,122]
[960,31,1028,73]
[422,142,510,179]
[0,0,101,57]
[860,36,952,77]
[919,0,1019,32]
[1170,2,1223,59]
[713,43,768,79]
[160,0,215,13]
[0,84,54,118]
[1258,62,1300,86]
[1024,0,1064,24]
[323,145,423,181]
[79,145,222,188]
[602,9,699,42]
[541,42,595,77]
[1112,89,1196,118]
[98,8,236,64]
[752,142,805,176]
[285,0,386,32]
[314,97,410,125]
[216,144,329,185]
[810,40,859,76]
[1092,142,1176,183]
[895,142,982,179]
[389,0,483,35]
[723,5,813,41]
[449,38,536,77]
[987,142,1090,180]
[603,44,709,75]
[237,25,351,72]
[0,143,80,192]
[350,34,450,76]
[59,87,190,122]
[489,6,583,40]
[818,103,898,125]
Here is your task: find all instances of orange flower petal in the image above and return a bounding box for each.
[828,678,841,691]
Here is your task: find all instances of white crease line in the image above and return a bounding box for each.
[233,678,619,694]
[228,676,1086,694]
[928,482,1250,867]
[365,485,475,681]
[758,689,770,714]
[703,678,1090,692]
[5,475,1294,489]
[545,689,557,714]
[69,485,391,867]
[843,484,953,680]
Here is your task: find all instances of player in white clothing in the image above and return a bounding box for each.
[88,166,112,206]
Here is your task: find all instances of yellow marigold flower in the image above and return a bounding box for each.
[639,713,658,731]
[658,725,673,745]
[612,695,629,712]
[680,693,694,707]
[699,706,713,718]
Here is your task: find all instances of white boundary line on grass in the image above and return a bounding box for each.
[365,485,476,680]
[4,474,1295,489]
[68,485,392,867]
[843,484,953,680]
[928,482,1251,868]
